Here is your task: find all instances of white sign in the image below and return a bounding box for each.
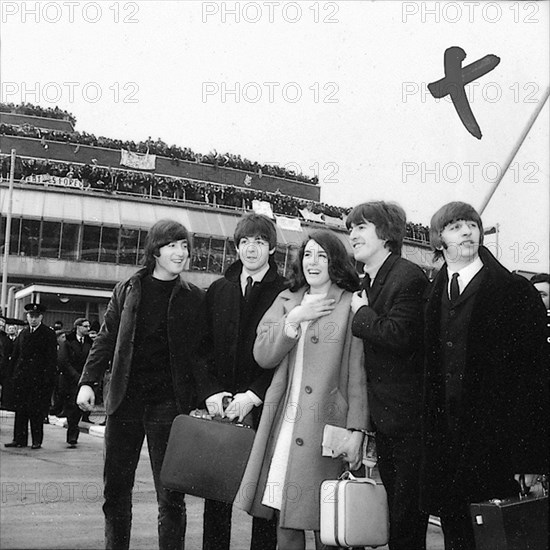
[25,173,85,190]
[120,149,156,170]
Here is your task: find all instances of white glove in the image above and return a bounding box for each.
[224,391,261,422]
[77,385,95,412]
[205,391,232,418]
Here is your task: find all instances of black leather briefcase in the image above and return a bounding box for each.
[470,478,548,550]
[160,412,255,503]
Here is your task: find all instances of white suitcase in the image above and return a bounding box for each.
[320,471,389,548]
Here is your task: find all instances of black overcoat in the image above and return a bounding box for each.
[195,258,288,407]
[351,253,429,436]
[420,246,549,515]
[58,331,93,400]
[8,323,58,415]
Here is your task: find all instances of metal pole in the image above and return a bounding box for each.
[1,148,16,315]
[479,87,549,215]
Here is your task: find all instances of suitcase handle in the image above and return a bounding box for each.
[340,470,377,486]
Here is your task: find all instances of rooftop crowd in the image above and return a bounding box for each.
[0,102,76,126]
[0,115,318,185]
[0,154,430,242]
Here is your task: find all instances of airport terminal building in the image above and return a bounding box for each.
[1,106,436,328]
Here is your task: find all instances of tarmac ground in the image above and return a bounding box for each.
[0,410,444,550]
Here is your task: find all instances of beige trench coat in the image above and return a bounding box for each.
[234,283,369,530]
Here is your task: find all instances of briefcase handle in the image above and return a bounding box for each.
[189,408,252,429]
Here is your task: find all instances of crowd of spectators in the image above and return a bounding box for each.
[0,102,76,125]
[0,116,318,184]
[0,155,430,242]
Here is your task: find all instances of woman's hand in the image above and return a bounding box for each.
[334,430,364,471]
[286,299,335,325]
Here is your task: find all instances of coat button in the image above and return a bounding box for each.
[311,336,319,344]
[449,310,456,317]
[295,438,304,446]
[446,341,453,348]
[304,386,312,394]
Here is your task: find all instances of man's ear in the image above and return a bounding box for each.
[268,247,276,256]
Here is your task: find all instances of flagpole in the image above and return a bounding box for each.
[1,149,16,315]
[479,86,549,215]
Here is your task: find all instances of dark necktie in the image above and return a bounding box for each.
[450,273,460,302]
[244,276,254,301]
[363,273,372,299]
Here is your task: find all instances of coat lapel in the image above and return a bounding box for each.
[369,253,399,305]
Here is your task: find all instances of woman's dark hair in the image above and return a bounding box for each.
[430,202,483,261]
[289,230,360,292]
[345,201,406,255]
[141,219,192,270]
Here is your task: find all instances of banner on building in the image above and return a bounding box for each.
[25,173,86,190]
[323,214,346,229]
[120,149,156,170]
[298,208,324,224]
[275,215,302,232]
[252,200,274,219]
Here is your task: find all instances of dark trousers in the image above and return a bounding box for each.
[377,431,428,550]
[439,513,476,550]
[65,397,82,443]
[13,406,44,446]
[103,398,185,550]
[203,498,277,550]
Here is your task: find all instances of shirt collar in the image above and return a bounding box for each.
[241,263,270,293]
[447,256,484,294]
[363,252,392,284]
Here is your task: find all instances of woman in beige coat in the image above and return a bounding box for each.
[235,230,370,549]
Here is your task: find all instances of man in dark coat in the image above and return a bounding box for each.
[347,201,429,550]
[58,317,93,447]
[198,213,287,550]
[77,219,207,550]
[0,315,12,385]
[421,202,549,550]
[0,315,15,407]
[4,303,57,449]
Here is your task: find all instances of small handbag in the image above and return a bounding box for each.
[470,475,549,550]
[160,411,255,503]
[320,470,389,548]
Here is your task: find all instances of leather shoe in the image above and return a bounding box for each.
[31,443,42,449]
[67,441,77,448]
[4,441,27,448]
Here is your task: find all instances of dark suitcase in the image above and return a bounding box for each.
[470,481,548,550]
[160,413,255,503]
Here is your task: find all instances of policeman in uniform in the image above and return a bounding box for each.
[4,303,57,449]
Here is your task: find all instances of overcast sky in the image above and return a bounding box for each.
[1,0,548,271]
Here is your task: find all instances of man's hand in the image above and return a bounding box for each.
[205,391,232,418]
[224,391,259,422]
[351,290,369,313]
[333,430,364,471]
[77,385,95,412]
[514,473,541,490]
